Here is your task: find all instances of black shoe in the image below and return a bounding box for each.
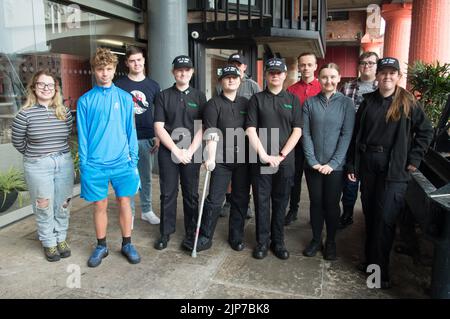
[302,240,322,257]
[229,241,245,251]
[195,235,212,252]
[381,280,392,289]
[339,216,354,229]
[220,203,230,217]
[323,241,337,260]
[154,235,170,250]
[270,243,290,260]
[181,236,194,251]
[356,262,368,273]
[252,244,268,259]
[284,210,298,226]
[339,207,354,229]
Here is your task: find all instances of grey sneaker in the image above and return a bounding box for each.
[44,246,61,262]
[57,241,71,258]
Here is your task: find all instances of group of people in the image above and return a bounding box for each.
[11,46,433,289]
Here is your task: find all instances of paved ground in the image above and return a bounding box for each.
[0,169,432,299]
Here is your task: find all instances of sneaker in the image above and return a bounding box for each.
[142,211,160,225]
[87,245,109,268]
[121,243,141,264]
[44,246,60,262]
[57,241,71,258]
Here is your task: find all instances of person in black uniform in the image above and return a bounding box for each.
[154,55,207,250]
[187,65,251,252]
[246,58,303,260]
[346,57,433,288]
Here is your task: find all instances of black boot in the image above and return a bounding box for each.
[339,206,354,229]
[284,210,298,226]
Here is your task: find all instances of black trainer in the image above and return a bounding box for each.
[57,241,71,258]
[44,246,60,262]
[284,210,298,226]
[302,240,322,257]
[154,235,170,250]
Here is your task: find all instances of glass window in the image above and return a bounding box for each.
[0,0,136,145]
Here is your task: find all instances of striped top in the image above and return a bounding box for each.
[11,104,73,158]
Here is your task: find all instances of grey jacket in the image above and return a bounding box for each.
[302,92,355,171]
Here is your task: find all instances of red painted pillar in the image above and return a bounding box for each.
[361,36,384,59]
[382,3,412,87]
[409,0,450,65]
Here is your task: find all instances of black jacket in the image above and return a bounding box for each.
[346,90,433,182]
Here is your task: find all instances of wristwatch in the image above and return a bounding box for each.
[279,152,286,160]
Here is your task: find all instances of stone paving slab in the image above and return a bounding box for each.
[0,172,432,299]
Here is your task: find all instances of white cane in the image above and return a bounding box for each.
[192,169,211,258]
[192,133,219,258]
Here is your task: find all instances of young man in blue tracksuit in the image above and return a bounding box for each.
[77,48,141,267]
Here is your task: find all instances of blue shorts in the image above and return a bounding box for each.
[80,163,140,202]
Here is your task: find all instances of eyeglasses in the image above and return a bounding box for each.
[36,82,55,90]
[359,61,376,67]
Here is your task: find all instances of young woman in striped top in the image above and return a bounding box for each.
[12,70,74,262]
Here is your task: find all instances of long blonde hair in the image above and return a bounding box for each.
[23,69,66,121]
[386,85,416,122]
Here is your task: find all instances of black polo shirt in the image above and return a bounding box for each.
[362,91,399,150]
[154,84,207,141]
[203,93,249,163]
[246,88,302,174]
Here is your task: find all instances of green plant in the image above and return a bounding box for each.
[0,167,27,207]
[408,61,450,127]
[69,137,80,183]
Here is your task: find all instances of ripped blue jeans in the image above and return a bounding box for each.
[24,152,74,247]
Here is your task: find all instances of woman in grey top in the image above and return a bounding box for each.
[12,70,74,262]
[301,63,355,260]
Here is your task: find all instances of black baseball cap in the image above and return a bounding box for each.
[218,65,241,80]
[228,53,246,65]
[172,55,193,69]
[264,58,287,72]
[377,57,400,73]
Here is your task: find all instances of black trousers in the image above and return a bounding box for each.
[359,151,408,281]
[200,163,250,244]
[251,165,292,246]
[158,145,200,237]
[304,169,343,243]
[288,143,305,214]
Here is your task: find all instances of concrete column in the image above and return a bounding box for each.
[382,3,412,87]
[408,0,450,65]
[147,0,188,90]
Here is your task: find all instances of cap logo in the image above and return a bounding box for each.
[177,57,190,64]
[231,54,240,59]
[381,58,396,65]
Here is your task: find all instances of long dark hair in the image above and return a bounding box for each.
[386,85,416,122]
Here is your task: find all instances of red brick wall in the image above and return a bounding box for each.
[326,11,365,42]
[60,54,91,110]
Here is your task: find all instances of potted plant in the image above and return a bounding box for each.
[408,60,450,127]
[0,167,27,213]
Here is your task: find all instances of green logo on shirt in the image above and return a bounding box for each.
[282,104,293,109]
[240,111,247,115]
[187,102,198,108]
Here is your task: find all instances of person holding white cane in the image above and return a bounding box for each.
[187,65,251,253]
